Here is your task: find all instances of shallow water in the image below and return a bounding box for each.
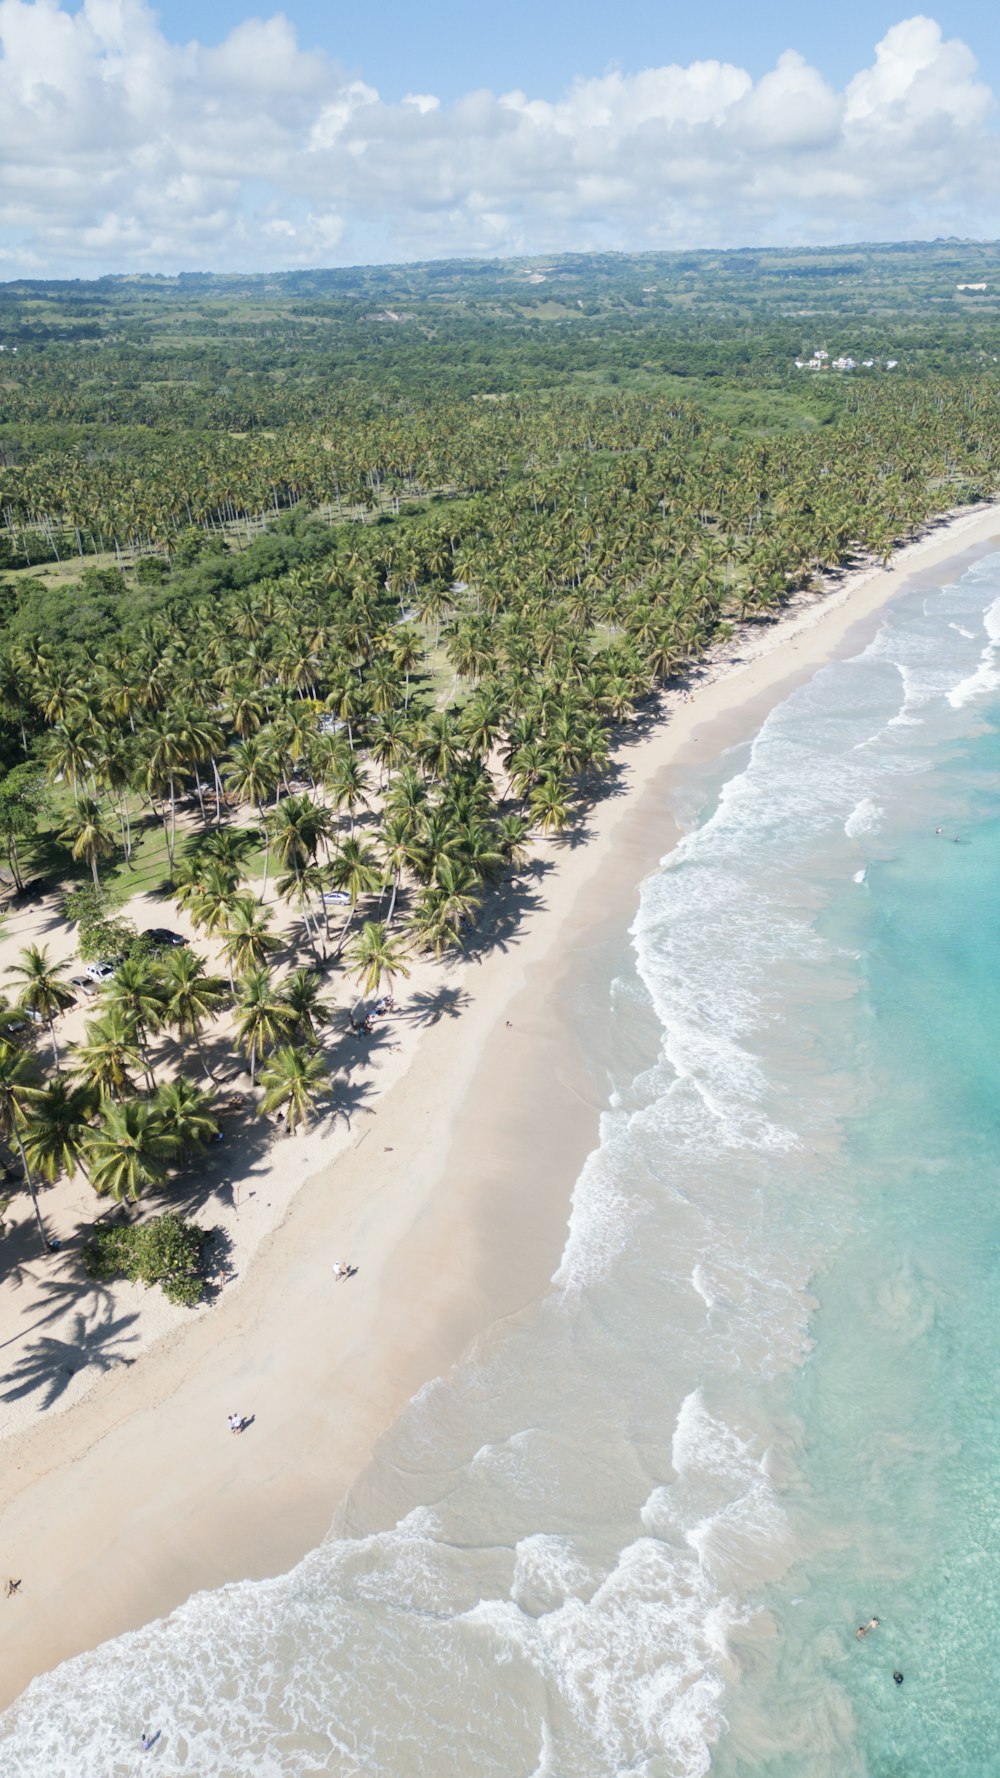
[3,556,1000,1777]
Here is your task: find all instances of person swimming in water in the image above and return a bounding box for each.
[894,1670,904,1685]
[856,1617,880,1639]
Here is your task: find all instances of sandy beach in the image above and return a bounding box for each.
[2,501,999,1712]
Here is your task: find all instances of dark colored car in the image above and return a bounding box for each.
[145,928,188,949]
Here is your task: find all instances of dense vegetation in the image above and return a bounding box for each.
[83,1212,205,1306]
[1,240,999,1266]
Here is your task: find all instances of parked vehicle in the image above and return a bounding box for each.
[4,1007,44,1033]
[321,889,352,906]
[145,928,188,949]
[84,960,117,983]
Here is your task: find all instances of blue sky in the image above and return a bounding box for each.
[153,0,1000,101]
[2,3,999,275]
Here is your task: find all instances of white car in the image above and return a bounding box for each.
[84,960,117,983]
[321,889,352,907]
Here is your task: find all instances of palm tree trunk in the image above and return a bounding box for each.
[259,818,271,904]
[7,834,24,890]
[47,1017,61,1072]
[333,901,358,961]
[167,778,177,873]
[193,764,208,825]
[12,1126,47,1252]
[386,872,400,927]
[211,758,225,821]
[195,1032,217,1084]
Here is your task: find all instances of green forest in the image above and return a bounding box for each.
[1,239,998,1285]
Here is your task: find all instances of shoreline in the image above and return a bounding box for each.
[2,501,1000,1711]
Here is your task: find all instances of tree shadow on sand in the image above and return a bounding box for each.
[324,1071,377,1132]
[0,1293,139,1410]
[400,985,471,1027]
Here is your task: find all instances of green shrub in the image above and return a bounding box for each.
[63,886,154,962]
[83,1212,205,1306]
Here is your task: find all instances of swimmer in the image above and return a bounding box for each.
[856,1617,880,1639]
[893,1670,904,1685]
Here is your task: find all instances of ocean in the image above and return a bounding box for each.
[2,550,1000,1777]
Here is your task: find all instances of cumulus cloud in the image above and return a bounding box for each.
[0,3,996,273]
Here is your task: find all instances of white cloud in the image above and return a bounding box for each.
[0,4,996,273]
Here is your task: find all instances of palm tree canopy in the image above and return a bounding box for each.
[19,1078,97,1182]
[72,1010,144,1101]
[151,1078,220,1156]
[6,944,75,1021]
[85,1099,175,1202]
[258,1043,329,1134]
[279,967,334,1045]
[161,948,229,1035]
[346,922,412,998]
[234,966,296,1077]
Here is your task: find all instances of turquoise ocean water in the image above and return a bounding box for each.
[2,552,999,1776]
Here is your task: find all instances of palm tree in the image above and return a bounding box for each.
[103,956,167,1087]
[6,944,75,1069]
[220,897,278,986]
[20,1078,97,1182]
[346,921,412,1002]
[192,828,258,874]
[150,1078,219,1161]
[495,812,533,871]
[411,858,482,956]
[233,966,295,1085]
[160,949,229,1082]
[0,1039,47,1249]
[58,795,117,889]
[185,861,241,939]
[269,792,336,879]
[143,711,189,874]
[416,712,463,781]
[368,711,411,784]
[325,753,370,834]
[529,775,573,835]
[279,966,334,1046]
[379,810,417,927]
[44,720,95,794]
[85,1099,175,1202]
[325,836,382,954]
[258,1043,329,1134]
[72,1010,144,1102]
[224,735,278,897]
